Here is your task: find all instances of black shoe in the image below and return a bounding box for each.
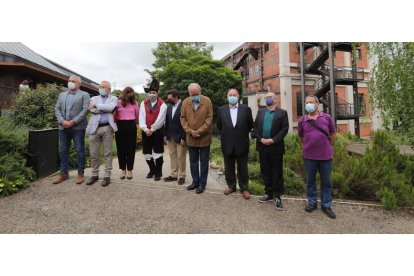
[154,176,161,181]
[164,176,178,182]
[146,159,155,178]
[86,176,99,185]
[127,176,132,180]
[274,196,283,211]
[186,183,198,190]
[146,172,154,178]
[195,187,205,194]
[258,194,273,203]
[322,207,336,219]
[178,178,185,185]
[305,204,317,212]
[102,177,110,187]
[120,176,126,180]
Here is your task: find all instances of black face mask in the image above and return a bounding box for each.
[128,95,135,101]
[168,99,175,105]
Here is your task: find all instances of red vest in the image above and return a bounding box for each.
[144,97,164,128]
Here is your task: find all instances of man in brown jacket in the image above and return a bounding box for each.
[180,83,213,194]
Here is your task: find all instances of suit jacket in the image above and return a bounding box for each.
[216,104,253,156]
[180,95,213,147]
[253,107,289,155]
[165,101,186,143]
[86,95,118,135]
[55,89,90,130]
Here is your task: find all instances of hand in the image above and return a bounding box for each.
[164,136,168,145]
[181,139,186,146]
[191,130,200,138]
[260,138,273,145]
[145,130,152,137]
[88,102,96,110]
[62,120,71,128]
[67,121,75,128]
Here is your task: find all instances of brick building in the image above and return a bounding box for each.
[222,42,378,137]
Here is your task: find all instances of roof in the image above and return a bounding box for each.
[0,42,98,87]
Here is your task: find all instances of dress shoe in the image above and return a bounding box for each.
[224,188,235,195]
[242,191,250,200]
[305,204,317,212]
[120,170,126,180]
[186,183,198,190]
[163,176,178,182]
[195,187,205,194]
[178,177,185,185]
[154,176,161,181]
[86,176,99,185]
[126,171,132,180]
[76,175,85,184]
[322,207,336,219]
[52,172,69,184]
[102,177,110,187]
[146,172,154,179]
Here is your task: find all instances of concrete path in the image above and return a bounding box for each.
[1,147,414,233]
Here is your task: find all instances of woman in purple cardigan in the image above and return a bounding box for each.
[114,87,139,180]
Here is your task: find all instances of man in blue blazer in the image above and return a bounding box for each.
[53,75,90,185]
[164,89,187,185]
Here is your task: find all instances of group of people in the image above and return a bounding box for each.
[53,74,337,219]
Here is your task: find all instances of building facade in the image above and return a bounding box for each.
[223,42,376,137]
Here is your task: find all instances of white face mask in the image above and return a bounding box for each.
[68,82,76,90]
[19,84,29,90]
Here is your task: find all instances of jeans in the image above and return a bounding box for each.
[59,128,86,175]
[303,158,332,208]
[188,145,210,189]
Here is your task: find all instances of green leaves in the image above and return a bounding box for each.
[369,43,414,145]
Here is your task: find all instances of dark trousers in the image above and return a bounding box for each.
[303,158,333,208]
[115,120,137,170]
[259,151,284,198]
[223,150,249,192]
[58,128,86,175]
[188,145,210,189]
[142,129,164,154]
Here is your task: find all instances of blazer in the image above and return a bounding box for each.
[253,107,289,155]
[55,89,90,130]
[180,95,213,147]
[86,95,118,135]
[165,101,186,143]
[216,104,253,156]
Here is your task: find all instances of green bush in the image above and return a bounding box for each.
[377,187,398,210]
[7,83,61,129]
[249,180,265,196]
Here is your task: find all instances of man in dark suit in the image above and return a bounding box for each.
[253,92,289,210]
[217,89,254,199]
[164,89,187,185]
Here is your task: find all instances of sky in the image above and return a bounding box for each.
[23,42,241,93]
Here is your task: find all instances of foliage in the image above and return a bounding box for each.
[136,128,143,149]
[158,55,243,114]
[0,118,35,196]
[378,187,398,210]
[151,42,213,70]
[7,83,61,129]
[369,42,414,146]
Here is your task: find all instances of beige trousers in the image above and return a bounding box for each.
[168,140,187,178]
[89,125,114,178]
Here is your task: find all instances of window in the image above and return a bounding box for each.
[357,93,365,115]
[255,65,260,75]
[356,49,362,60]
[264,43,269,53]
[297,92,304,117]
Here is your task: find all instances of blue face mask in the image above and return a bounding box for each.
[305,103,316,113]
[99,88,107,97]
[228,96,238,105]
[191,95,200,103]
[265,98,274,106]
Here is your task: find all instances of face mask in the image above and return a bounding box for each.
[265,98,274,106]
[149,95,157,102]
[228,96,238,105]
[68,82,76,90]
[128,94,135,101]
[167,99,175,105]
[99,88,107,97]
[191,95,200,103]
[305,103,316,113]
[19,84,29,90]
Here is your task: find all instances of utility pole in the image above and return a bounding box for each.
[328,42,336,125]
[299,43,306,116]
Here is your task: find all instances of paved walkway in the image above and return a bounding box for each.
[1,147,414,233]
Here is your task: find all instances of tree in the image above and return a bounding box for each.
[158,55,243,115]
[369,42,414,145]
[151,42,213,70]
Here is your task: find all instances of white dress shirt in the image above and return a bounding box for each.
[229,103,238,127]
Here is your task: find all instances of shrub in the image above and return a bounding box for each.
[7,83,61,129]
[377,187,398,210]
[249,180,265,196]
[283,167,305,196]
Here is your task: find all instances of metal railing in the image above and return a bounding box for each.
[305,43,329,66]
